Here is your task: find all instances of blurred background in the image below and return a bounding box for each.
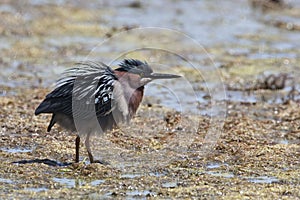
[1,0,300,113]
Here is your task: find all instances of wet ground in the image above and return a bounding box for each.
[0,0,300,199]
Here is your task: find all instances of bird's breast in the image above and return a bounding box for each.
[128,86,144,117]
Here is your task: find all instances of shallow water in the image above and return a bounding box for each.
[205,162,280,183]
[126,189,156,197]
[246,176,279,184]
[25,187,48,192]
[52,177,105,188]
[161,181,177,188]
[0,147,32,153]
[0,178,14,184]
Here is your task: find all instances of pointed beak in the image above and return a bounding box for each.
[148,73,181,80]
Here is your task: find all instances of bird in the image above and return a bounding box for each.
[35,59,181,163]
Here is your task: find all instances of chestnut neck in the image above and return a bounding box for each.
[114,70,145,117]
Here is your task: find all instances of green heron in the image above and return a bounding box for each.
[35,59,180,163]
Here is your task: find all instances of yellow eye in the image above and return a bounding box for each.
[140,72,144,77]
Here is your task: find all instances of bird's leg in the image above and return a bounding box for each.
[75,136,80,163]
[85,133,109,164]
[85,133,95,163]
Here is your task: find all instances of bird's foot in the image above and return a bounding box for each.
[90,159,110,165]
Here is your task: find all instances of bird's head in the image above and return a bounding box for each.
[115,59,180,88]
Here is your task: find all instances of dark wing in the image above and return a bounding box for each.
[34,79,73,116]
[35,61,117,120]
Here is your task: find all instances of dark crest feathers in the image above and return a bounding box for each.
[116,59,152,74]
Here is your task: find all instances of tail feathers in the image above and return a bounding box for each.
[35,101,51,115]
[47,114,56,132]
